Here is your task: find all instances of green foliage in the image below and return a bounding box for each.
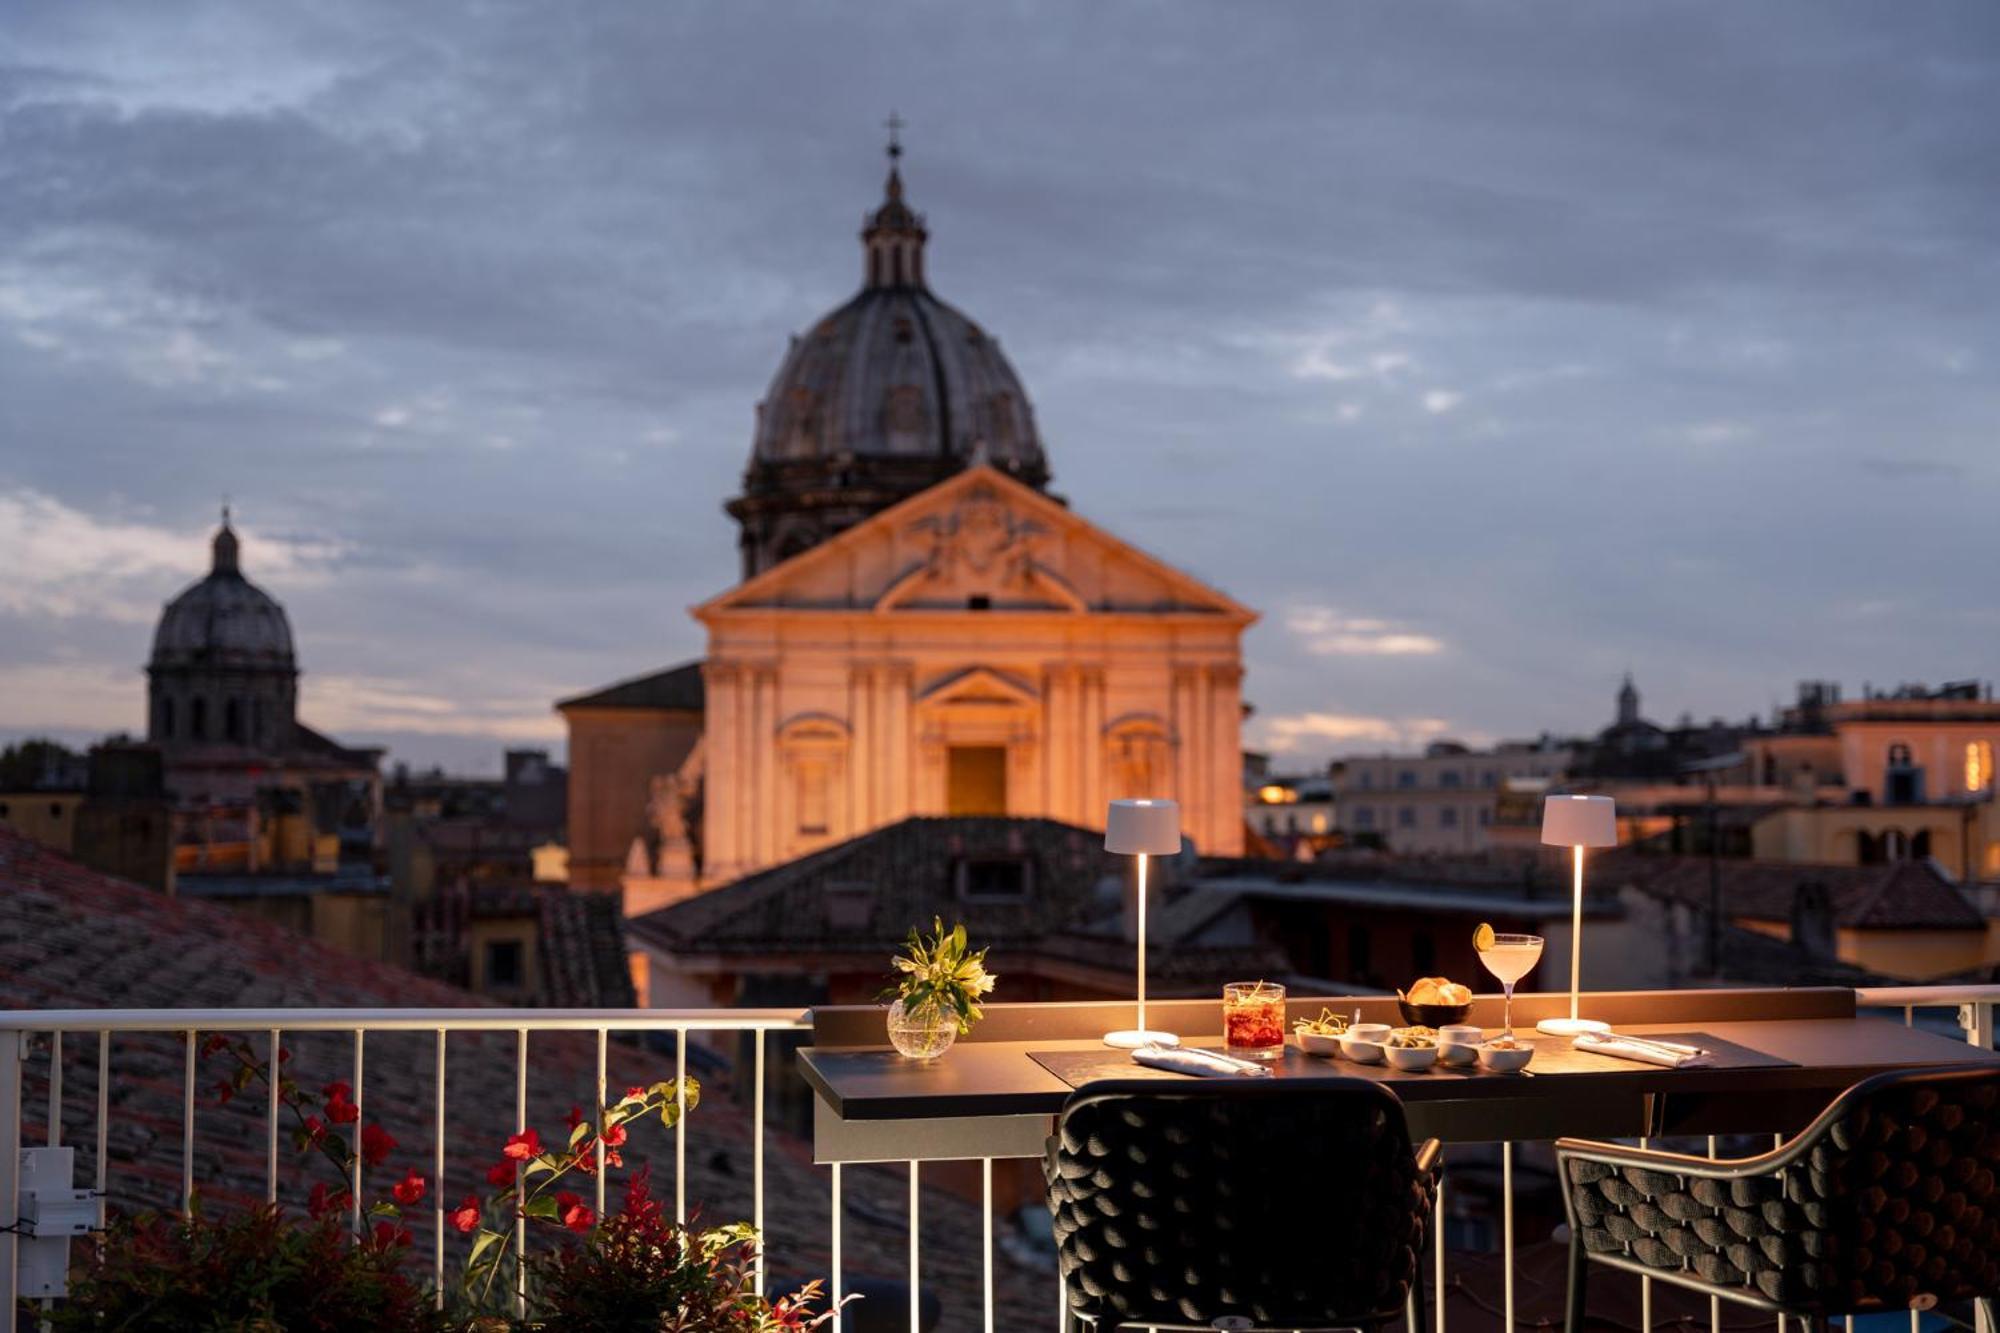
[48,1203,447,1333]
[880,917,997,1034]
[0,737,82,790]
[524,1169,840,1332]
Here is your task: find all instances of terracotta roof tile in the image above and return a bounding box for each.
[1603,852,1984,930]
[0,827,1050,1325]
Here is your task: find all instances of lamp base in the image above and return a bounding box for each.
[1103,1029,1180,1050]
[1536,1017,1612,1037]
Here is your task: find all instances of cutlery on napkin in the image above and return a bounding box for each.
[1573,1032,1713,1069]
[1132,1044,1273,1078]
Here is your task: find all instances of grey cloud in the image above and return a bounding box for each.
[2,0,1997,771]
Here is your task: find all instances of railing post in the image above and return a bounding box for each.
[1960,1001,1995,1051]
[1,1029,23,1315]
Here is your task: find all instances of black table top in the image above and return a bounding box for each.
[800,1015,1998,1139]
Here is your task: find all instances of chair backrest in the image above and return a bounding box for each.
[1813,1064,2000,1310]
[1568,1064,2000,1313]
[1045,1078,1432,1329]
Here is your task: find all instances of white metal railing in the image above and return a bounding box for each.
[1858,983,2000,1051]
[3,993,1996,1332]
[0,1008,810,1324]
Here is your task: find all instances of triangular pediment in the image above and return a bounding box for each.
[697,466,1255,623]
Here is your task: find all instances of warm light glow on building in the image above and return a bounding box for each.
[1967,740,1993,793]
[1256,784,1299,805]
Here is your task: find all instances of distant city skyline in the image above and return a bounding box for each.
[4,3,1996,775]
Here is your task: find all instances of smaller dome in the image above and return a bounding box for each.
[149,515,297,672]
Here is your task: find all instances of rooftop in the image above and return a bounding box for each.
[555,660,705,713]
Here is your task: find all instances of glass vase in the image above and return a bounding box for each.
[886,998,957,1061]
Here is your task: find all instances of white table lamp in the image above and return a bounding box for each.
[1537,794,1618,1037]
[1103,798,1182,1049]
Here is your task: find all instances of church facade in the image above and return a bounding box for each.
[697,464,1251,885]
[562,137,1254,906]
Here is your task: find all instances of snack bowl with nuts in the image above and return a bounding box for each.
[1383,1026,1440,1072]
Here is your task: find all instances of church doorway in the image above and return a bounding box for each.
[947,746,1008,816]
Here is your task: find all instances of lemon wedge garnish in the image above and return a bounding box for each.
[1473,922,1496,952]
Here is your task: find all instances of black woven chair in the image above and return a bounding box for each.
[1557,1065,2000,1333]
[1044,1078,1441,1331]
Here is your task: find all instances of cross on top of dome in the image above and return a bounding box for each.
[864,111,925,289]
[212,500,241,575]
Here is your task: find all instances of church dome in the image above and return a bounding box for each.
[149,516,297,672]
[727,130,1050,578]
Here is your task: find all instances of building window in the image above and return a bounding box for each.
[1885,742,1922,804]
[1397,771,1416,789]
[1440,807,1458,827]
[224,698,242,742]
[795,759,830,836]
[1398,807,1416,828]
[966,594,991,611]
[485,940,524,989]
[957,857,1032,902]
[1353,807,1374,830]
[161,697,175,739]
[190,697,207,740]
[1441,771,1462,789]
[1359,772,1374,790]
[1310,812,1327,834]
[1480,771,1497,789]
[1478,806,1492,827]
[1966,741,1993,794]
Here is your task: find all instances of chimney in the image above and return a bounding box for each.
[1790,880,1836,957]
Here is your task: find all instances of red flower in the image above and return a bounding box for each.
[601,1121,627,1148]
[306,1181,352,1220]
[391,1169,426,1206]
[555,1190,594,1234]
[302,1114,326,1145]
[201,1033,230,1057]
[212,1079,235,1105]
[623,1085,646,1101]
[278,1047,292,1063]
[563,1104,584,1132]
[502,1129,542,1161]
[486,1160,517,1187]
[323,1082,359,1125]
[450,1194,481,1234]
[370,1220,413,1250]
[360,1122,396,1168]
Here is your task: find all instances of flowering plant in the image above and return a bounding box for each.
[526,1166,840,1330]
[56,1034,844,1329]
[881,917,997,1033]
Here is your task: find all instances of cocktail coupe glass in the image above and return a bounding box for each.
[1477,934,1545,1042]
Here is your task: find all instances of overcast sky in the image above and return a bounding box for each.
[3,2,1996,775]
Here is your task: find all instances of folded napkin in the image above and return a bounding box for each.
[1574,1032,1712,1069]
[1132,1044,1273,1078]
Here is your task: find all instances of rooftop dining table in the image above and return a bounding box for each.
[800,987,2000,1164]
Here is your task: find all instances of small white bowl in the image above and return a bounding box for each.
[1347,1022,1391,1043]
[1338,1035,1386,1064]
[1478,1041,1534,1074]
[1437,1025,1484,1066]
[1383,1044,1439,1072]
[1294,1030,1343,1058]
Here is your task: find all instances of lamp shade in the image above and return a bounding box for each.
[1106,798,1181,855]
[1541,794,1617,847]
